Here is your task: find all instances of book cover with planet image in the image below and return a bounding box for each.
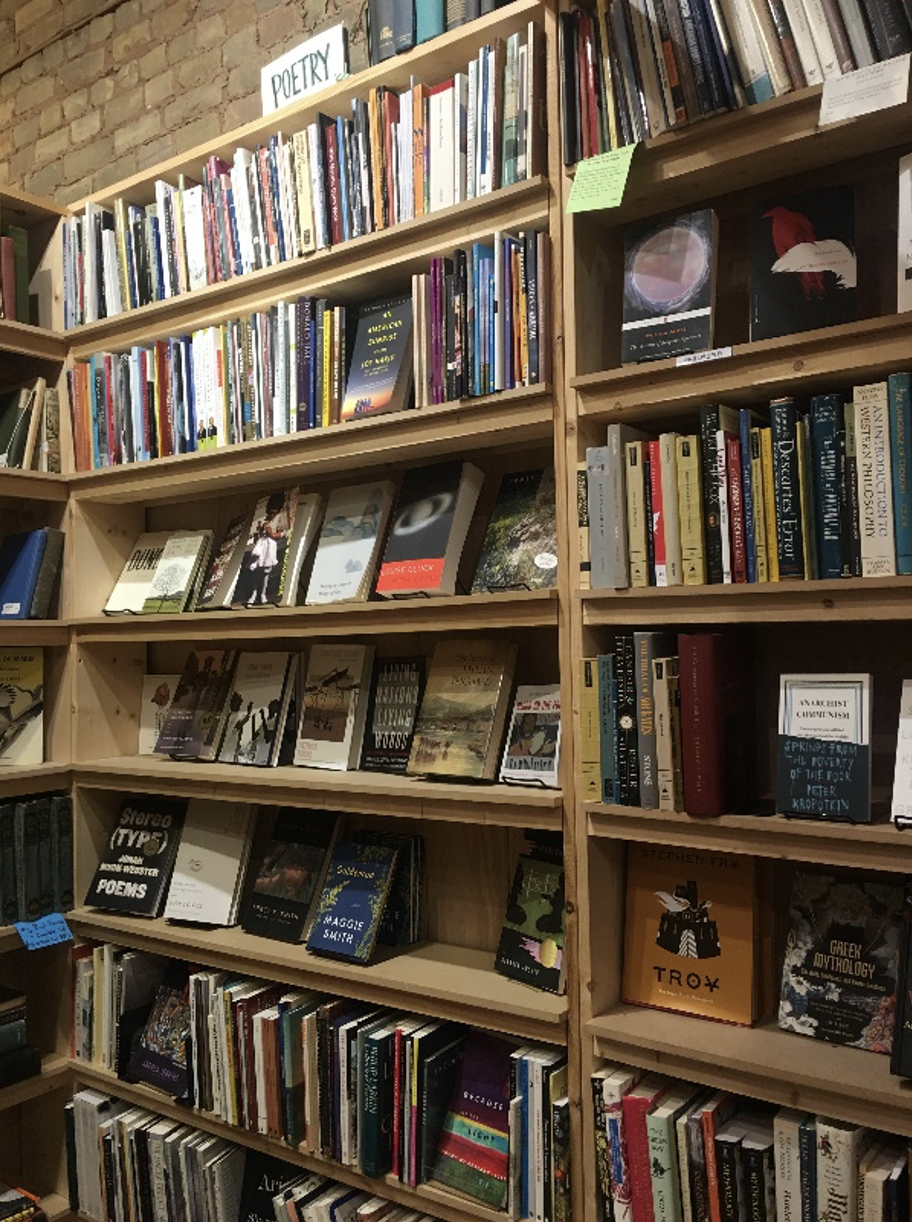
[621,209,718,364]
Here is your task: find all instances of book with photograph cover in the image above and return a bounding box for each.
[127,961,193,1097]
[216,651,295,767]
[241,808,342,943]
[0,647,42,767]
[305,480,396,604]
[154,649,238,760]
[359,655,426,774]
[195,511,251,610]
[340,296,414,421]
[471,467,559,592]
[84,797,187,917]
[231,487,299,607]
[499,683,561,788]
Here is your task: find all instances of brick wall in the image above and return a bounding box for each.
[0,0,369,204]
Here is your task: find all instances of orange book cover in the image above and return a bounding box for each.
[622,842,756,1025]
[412,84,426,218]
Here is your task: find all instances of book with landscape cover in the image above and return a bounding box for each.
[622,842,757,1025]
[750,185,857,342]
[359,655,427,773]
[241,808,342,943]
[340,295,414,420]
[375,460,484,597]
[127,961,193,1097]
[140,530,213,614]
[305,840,398,963]
[216,651,295,767]
[294,643,374,770]
[163,799,256,926]
[153,649,238,760]
[471,467,559,591]
[0,647,42,767]
[103,530,172,614]
[779,870,902,1053]
[195,511,251,610]
[495,852,566,993]
[85,797,187,917]
[137,673,180,755]
[231,487,299,607]
[407,637,517,781]
[621,209,718,364]
[305,480,396,604]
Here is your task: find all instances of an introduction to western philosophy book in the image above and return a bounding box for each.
[294,643,374,770]
[621,209,718,364]
[305,840,399,963]
[499,683,561,788]
[622,842,757,1025]
[85,797,187,917]
[495,852,566,994]
[305,480,396,604]
[359,655,427,773]
[153,649,238,760]
[471,467,559,591]
[779,870,903,1053]
[240,807,341,943]
[407,637,517,781]
[340,296,414,421]
[0,647,43,767]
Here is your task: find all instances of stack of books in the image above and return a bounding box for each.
[0,986,40,1090]
[0,378,62,472]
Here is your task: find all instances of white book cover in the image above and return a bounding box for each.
[216,651,294,766]
[141,530,213,614]
[467,59,478,201]
[899,153,912,313]
[854,383,896,576]
[183,186,208,290]
[659,433,683,586]
[164,799,255,925]
[104,531,175,614]
[139,673,181,755]
[428,81,456,212]
[305,480,395,604]
[101,229,123,317]
[454,72,468,205]
[308,123,329,250]
[294,642,374,770]
[778,673,871,743]
[154,180,174,298]
[816,1118,869,1222]
[781,0,824,82]
[292,130,316,255]
[231,151,255,274]
[892,678,912,825]
[647,1083,702,1222]
[797,0,842,76]
[0,647,43,766]
[500,683,561,787]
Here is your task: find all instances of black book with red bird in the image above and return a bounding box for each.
[750,186,857,342]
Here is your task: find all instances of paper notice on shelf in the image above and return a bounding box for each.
[676,346,733,367]
[819,54,910,127]
[15,913,73,950]
[566,145,638,213]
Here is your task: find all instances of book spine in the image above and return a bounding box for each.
[797,415,817,580]
[855,383,896,577]
[626,441,649,587]
[715,429,733,584]
[726,434,747,583]
[577,462,592,589]
[739,412,757,583]
[598,655,617,804]
[816,1122,864,1222]
[635,631,669,811]
[798,1119,817,1222]
[648,1109,684,1222]
[660,433,684,585]
[716,1140,740,1222]
[649,439,668,586]
[622,1095,658,1222]
[858,0,912,57]
[749,429,769,583]
[700,407,725,582]
[580,657,602,802]
[809,395,844,579]
[770,399,805,579]
[889,372,912,574]
[775,1115,802,1222]
[680,635,724,817]
[781,0,825,79]
[759,427,779,581]
[676,435,706,584]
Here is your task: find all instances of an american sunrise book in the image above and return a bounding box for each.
[340,295,414,420]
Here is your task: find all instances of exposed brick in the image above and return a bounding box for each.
[69,109,101,143]
[135,130,175,171]
[25,161,62,196]
[34,125,69,163]
[39,99,62,133]
[226,53,260,97]
[64,172,96,204]
[144,67,173,108]
[172,111,223,154]
[103,83,143,126]
[14,73,54,113]
[114,60,139,88]
[164,78,225,128]
[165,29,195,66]
[176,45,223,91]
[0,96,13,126]
[113,108,162,155]
[18,50,43,83]
[89,75,114,105]
[223,93,260,130]
[62,87,88,120]
[0,65,21,97]
[138,44,166,79]
[41,36,63,69]
[14,0,55,35]
[12,114,40,147]
[95,148,138,189]
[63,131,114,182]
[112,0,142,30]
[258,6,298,50]
[112,18,152,62]
[88,12,114,43]
[58,47,106,91]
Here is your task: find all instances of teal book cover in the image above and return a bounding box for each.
[416,0,445,42]
[889,372,912,574]
[306,841,398,963]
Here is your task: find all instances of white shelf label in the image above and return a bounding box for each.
[676,346,732,368]
[819,54,910,128]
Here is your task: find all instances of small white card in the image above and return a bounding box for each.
[819,54,910,128]
[676,346,732,367]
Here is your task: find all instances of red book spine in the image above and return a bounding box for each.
[203,161,218,285]
[0,236,16,320]
[621,1093,660,1222]
[324,123,343,246]
[726,435,748,583]
[702,1098,735,1222]
[679,633,724,816]
[580,13,600,155]
[258,148,277,264]
[648,438,667,585]
[392,1027,404,1178]
[155,339,173,458]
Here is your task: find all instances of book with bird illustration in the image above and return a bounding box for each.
[0,647,42,766]
[293,643,374,770]
[622,842,757,1025]
[750,186,857,342]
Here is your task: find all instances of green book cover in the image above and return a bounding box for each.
[471,468,558,592]
[495,854,565,993]
[415,0,445,41]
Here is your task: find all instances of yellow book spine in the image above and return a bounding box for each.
[224,992,239,1126]
[626,441,649,587]
[579,657,601,801]
[760,427,779,582]
[675,434,706,585]
[576,461,591,590]
[796,418,815,580]
[749,427,768,583]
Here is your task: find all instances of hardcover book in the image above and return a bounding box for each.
[0,647,42,767]
[779,870,903,1053]
[499,683,561,788]
[340,296,414,420]
[137,673,180,755]
[621,209,718,364]
[407,637,517,780]
[750,186,857,342]
[623,842,757,1025]
[241,808,342,943]
[163,799,256,926]
[305,480,396,604]
[194,512,251,610]
[231,488,299,607]
[153,649,238,760]
[103,530,173,614]
[305,840,398,963]
[471,467,559,591]
[495,852,566,993]
[141,530,213,614]
[84,797,187,917]
[359,655,426,773]
[0,528,63,620]
[215,651,295,767]
[352,828,423,946]
[893,679,912,827]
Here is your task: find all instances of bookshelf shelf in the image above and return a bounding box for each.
[73,757,562,827]
[43,1194,72,1222]
[0,925,24,954]
[0,470,68,502]
[0,763,71,801]
[0,319,66,362]
[68,909,566,1042]
[0,1053,70,1113]
[66,385,554,503]
[0,622,70,646]
[0,185,68,226]
[70,1061,516,1222]
[588,1006,912,1137]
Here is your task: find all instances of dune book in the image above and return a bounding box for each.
[471,467,559,591]
[241,808,341,943]
[622,842,757,1025]
[495,853,566,994]
[154,649,238,760]
[340,296,414,420]
[621,209,718,364]
[407,637,517,781]
[359,655,426,773]
[750,185,857,342]
[305,840,398,964]
[779,870,903,1053]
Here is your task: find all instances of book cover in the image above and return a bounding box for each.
[241,808,341,943]
[779,870,903,1052]
[353,828,423,946]
[195,511,251,609]
[499,683,561,788]
[294,643,373,770]
[231,488,298,607]
[340,296,413,420]
[622,209,717,363]
[0,530,47,620]
[0,647,42,767]
[305,480,396,604]
[305,840,398,963]
[103,530,172,614]
[85,797,187,917]
[623,842,757,1025]
[216,651,294,766]
[163,799,255,926]
[359,655,427,773]
[679,632,751,817]
[855,382,896,577]
[750,186,857,342]
[138,673,180,755]
[153,649,238,760]
[141,530,213,614]
[472,467,558,592]
[407,637,517,780]
[495,853,566,993]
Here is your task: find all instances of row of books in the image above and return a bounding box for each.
[366,0,509,62]
[0,1182,45,1221]
[0,528,64,620]
[69,1091,459,1222]
[581,381,912,592]
[63,26,545,329]
[591,1065,910,1222]
[0,377,62,472]
[66,226,549,471]
[0,213,29,324]
[0,649,43,768]
[0,793,72,926]
[72,961,569,1216]
[106,467,556,619]
[0,985,41,1091]
[560,0,912,159]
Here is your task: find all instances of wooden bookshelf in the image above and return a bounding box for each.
[0,319,67,362]
[0,470,68,502]
[0,1054,71,1113]
[0,763,71,800]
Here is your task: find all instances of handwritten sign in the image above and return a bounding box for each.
[676,346,732,367]
[819,54,910,127]
[15,912,73,950]
[261,25,349,117]
[777,736,869,822]
[566,145,638,214]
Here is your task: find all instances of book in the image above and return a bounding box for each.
[241,808,340,944]
[103,530,173,614]
[622,210,718,363]
[84,797,187,917]
[340,296,414,420]
[163,799,256,926]
[375,459,484,597]
[623,841,757,1025]
[305,480,396,604]
[499,683,561,788]
[294,643,374,770]
[779,870,903,1052]
[495,852,566,993]
[153,649,238,760]
[679,632,751,817]
[137,673,180,755]
[306,840,398,963]
[0,528,64,620]
[231,488,299,607]
[0,648,42,767]
[359,655,427,773]
[892,679,912,826]
[854,382,896,577]
[194,512,251,610]
[215,651,295,766]
[128,962,193,1096]
[141,529,213,613]
[407,636,517,780]
[471,467,559,591]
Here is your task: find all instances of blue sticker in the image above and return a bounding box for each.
[15,913,74,950]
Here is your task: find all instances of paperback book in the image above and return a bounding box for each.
[127,962,193,1097]
[495,851,566,993]
[153,649,238,760]
[215,651,295,766]
[231,488,299,607]
[294,643,374,770]
[241,808,342,943]
[340,295,414,420]
[103,531,173,614]
[359,655,426,773]
[163,799,256,926]
[305,480,396,604]
[194,512,251,610]
[140,530,213,614]
[305,840,398,963]
[471,467,559,591]
[84,797,187,917]
[137,673,180,755]
[499,683,561,787]
[0,648,42,767]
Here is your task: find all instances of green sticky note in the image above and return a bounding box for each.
[566,145,638,214]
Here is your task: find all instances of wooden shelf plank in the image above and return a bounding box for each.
[580,575,912,625]
[0,470,68,503]
[0,622,70,646]
[572,313,912,421]
[67,386,554,504]
[588,1006,912,1136]
[73,589,559,642]
[0,319,67,361]
[66,178,550,356]
[68,909,566,1042]
[73,755,562,827]
[42,1193,72,1222]
[70,1061,513,1222]
[586,805,912,873]
[0,184,68,225]
[0,764,71,801]
[0,1053,71,1113]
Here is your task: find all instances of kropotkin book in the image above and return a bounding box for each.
[471,467,559,591]
[84,797,187,917]
[779,870,903,1053]
[305,840,398,964]
[340,295,414,421]
[495,853,566,994]
[359,655,426,773]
